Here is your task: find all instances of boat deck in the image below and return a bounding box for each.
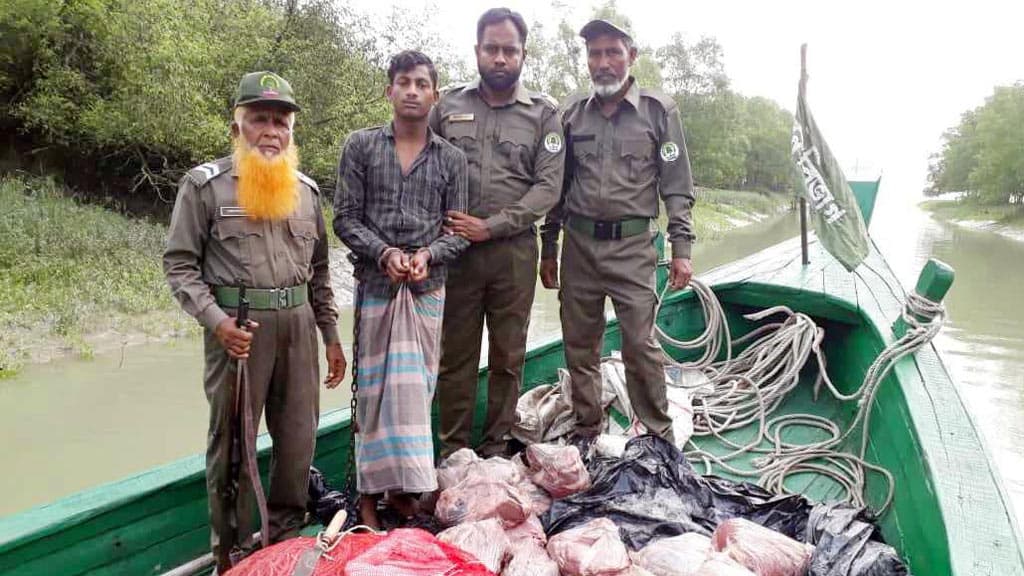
[643,234,1024,575]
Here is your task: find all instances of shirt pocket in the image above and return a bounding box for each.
[212,217,263,271]
[444,121,480,168]
[619,138,656,183]
[406,164,445,221]
[571,137,600,179]
[286,218,319,267]
[496,125,534,174]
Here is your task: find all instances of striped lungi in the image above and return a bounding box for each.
[355,284,444,495]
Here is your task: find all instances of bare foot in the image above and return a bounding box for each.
[388,492,419,519]
[358,495,381,530]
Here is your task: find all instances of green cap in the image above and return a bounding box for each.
[234,71,301,112]
[579,19,633,42]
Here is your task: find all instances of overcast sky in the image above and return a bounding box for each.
[349,0,1023,205]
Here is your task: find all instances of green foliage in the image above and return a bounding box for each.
[1,0,425,195]
[927,83,1024,205]
[0,175,191,375]
[3,0,797,202]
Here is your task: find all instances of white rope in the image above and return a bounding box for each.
[651,279,944,515]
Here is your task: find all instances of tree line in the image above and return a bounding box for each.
[1,0,797,208]
[926,82,1024,205]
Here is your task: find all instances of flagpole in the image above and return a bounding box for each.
[799,43,810,266]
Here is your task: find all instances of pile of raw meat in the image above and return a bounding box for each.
[426,436,909,576]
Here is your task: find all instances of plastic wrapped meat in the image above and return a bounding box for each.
[711,518,812,576]
[631,532,712,576]
[504,514,547,550]
[547,518,632,576]
[699,554,757,576]
[437,518,511,574]
[469,457,523,486]
[435,478,531,528]
[502,543,560,576]
[526,443,591,499]
[438,448,481,490]
[343,528,494,576]
[515,477,552,516]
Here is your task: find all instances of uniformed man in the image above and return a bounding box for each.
[430,7,566,458]
[163,71,345,572]
[540,20,696,445]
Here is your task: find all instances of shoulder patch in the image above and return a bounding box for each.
[296,171,319,193]
[530,91,559,110]
[184,157,231,187]
[439,82,468,96]
[639,88,678,111]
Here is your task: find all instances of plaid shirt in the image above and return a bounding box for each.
[334,124,469,297]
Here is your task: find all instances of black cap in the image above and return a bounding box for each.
[579,19,632,42]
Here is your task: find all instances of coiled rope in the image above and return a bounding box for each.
[650,279,944,514]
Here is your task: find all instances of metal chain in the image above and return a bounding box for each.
[344,282,362,496]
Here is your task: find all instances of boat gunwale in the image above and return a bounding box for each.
[2,236,1022,575]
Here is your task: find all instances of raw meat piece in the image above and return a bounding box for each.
[711,518,812,576]
[438,449,482,490]
[546,518,631,576]
[526,443,590,498]
[699,554,757,576]
[631,532,712,576]
[515,476,552,516]
[502,543,559,576]
[438,518,511,574]
[435,478,531,528]
[504,514,547,549]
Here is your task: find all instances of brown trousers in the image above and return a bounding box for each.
[437,232,538,457]
[203,303,319,567]
[559,226,673,440]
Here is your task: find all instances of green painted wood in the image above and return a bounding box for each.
[1,234,1020,576]
[893,258,956,337]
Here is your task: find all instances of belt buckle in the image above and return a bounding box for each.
[593,220,621,241]
[276,288,289,309]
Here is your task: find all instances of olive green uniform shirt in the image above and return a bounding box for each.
[541,79,696,259]
[163,156,340,344]
[429,79,565,237]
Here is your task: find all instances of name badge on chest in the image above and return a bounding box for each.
[219,206,249,218]
[447,113,475,123]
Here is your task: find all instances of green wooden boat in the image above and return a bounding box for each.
[1,180,1021,575]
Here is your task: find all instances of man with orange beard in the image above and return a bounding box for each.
[163,71,345,572]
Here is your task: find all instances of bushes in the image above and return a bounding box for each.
[2,0,389,195]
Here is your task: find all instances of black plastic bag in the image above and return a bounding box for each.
[805,503,909,576]
[542,435,812,550]
[306,466,348,527]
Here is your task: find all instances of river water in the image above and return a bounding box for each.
[2,202,1022,524]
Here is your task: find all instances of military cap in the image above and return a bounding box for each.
[234,71,301,112]
[579,19,633,42]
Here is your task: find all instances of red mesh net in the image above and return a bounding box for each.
[226,533,383,576]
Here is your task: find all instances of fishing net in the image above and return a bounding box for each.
[226,532,383,576]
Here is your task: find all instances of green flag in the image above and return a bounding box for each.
[792,83,870,271]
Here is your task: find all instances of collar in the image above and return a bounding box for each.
[586,76,639,111]
[466,78,532,106]
[383,122,442,147]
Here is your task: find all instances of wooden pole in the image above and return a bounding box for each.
[799,44,810,266]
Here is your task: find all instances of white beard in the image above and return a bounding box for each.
[593,76,627,98]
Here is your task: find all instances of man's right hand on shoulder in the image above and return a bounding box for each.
[540,258,559,290]
[215,317,259,359]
